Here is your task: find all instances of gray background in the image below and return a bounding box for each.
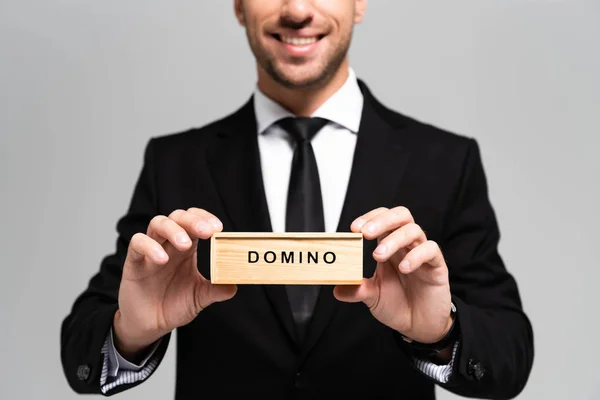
[1,0,599,399]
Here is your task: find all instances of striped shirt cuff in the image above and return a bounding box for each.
[413,341,459,384]
[99,328,162,394]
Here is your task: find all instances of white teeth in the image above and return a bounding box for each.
[280,36,318,46]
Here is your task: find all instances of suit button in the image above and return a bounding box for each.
[467,359,485,380]
[294,372,302,388]
[77,364,91,381]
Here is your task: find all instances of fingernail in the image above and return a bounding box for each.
[365,223,376,233]
[374,244,387,255]
[209,218,222,229]
[197,221,209,232]
[400,260,410,272]
[353,218,366,229]
[176,233,190,245]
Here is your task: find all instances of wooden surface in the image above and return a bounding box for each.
[210,232,363,284]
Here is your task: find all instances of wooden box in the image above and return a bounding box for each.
[210,232,363,285]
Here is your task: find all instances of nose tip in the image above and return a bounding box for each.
[282,0,314,23]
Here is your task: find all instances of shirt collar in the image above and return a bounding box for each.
[253,67,364,135]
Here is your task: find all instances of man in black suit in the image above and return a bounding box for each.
[61,1,534,398]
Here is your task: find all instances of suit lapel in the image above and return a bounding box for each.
[206,98,299,345]
[300,82,412,359]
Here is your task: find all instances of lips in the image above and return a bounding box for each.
[269,33,326,57]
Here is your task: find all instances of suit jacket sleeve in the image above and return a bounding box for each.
[60,138,171,395]
[434,138,534,398]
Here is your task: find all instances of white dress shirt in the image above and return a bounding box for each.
[99,68,456,394]
[256,68,361,233]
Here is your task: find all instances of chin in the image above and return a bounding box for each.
[270,64,330,89]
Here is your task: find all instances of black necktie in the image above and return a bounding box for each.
[279,116,329,341]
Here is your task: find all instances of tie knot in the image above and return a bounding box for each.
[278,117,328,143]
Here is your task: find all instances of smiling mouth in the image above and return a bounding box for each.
[272,34,325,46]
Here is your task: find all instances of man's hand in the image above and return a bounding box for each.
[113,208,237,361]
[334,207,453,344]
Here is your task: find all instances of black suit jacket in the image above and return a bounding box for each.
[61,81,534,399]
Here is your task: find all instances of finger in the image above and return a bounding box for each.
[206,282,238,304]
[195,277,237,311]
[360,206,415,240]
[147,215,193,251]
[170,208,223,240]
[372,222,427,263]
[399,240,446,276]
[351,207,389,232]
[128,233,169,265]
[333,278,379,309]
